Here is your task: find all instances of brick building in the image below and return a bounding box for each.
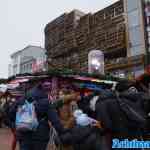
[45,0,148,78]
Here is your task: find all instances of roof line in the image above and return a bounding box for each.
[11,45,45,58]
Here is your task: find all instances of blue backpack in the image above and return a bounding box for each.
[15,100,39,132]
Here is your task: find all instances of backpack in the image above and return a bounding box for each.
[116,93,147,130]
[15,100,39,132]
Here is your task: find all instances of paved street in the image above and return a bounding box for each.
[0,128,18,150]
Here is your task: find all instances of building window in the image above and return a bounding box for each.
[103,12,106,19]
[127,0,139,12]
[13,66,17,75]
[130,45,143,56]
[115,6,124,16]
[20,65,23,74]
[129,26,142,47]
[111,8,115,18]
[128,9,140,28]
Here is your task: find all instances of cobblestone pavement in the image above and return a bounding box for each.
[0,128,18,150]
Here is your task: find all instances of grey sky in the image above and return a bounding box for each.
[0,0,118,78]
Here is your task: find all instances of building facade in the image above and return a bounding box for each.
[9,46,47,77]
[144,0,150,66]
[111,0,146,78]
[45,0,149,78]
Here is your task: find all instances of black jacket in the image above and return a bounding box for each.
[71,125,102,150]
[96,91,148,138]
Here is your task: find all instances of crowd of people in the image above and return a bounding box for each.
[0,80,150,150]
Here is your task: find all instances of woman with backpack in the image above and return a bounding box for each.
[8,83,80,150]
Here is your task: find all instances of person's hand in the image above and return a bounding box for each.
[64,117,75,129]
[92,121,102,129]
[48,121,52,127]
[75,92,81,102]
[63,93,76,103]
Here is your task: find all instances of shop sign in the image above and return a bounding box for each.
[32,60,46,73]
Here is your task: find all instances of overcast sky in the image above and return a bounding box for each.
[0,0,118,78]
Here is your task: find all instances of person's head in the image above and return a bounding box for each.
[59,88,71,96]
[25,90,34,102]
[116,80,138,94]
[59,88,76,100]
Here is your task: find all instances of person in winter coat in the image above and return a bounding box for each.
[76,90,113,150]
[3,98,17,150]
[96,82,148,150]
[8,84,71,150]
[70,109,102,150]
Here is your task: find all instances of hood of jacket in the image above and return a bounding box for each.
[120,91,142,103]
[30,86,48,100]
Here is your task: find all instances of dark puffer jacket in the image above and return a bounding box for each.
[96,91,148,138]
[70,125,102,150]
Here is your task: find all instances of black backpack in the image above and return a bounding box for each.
[116,93,147,130]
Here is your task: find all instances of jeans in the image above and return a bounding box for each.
[19,139,48,150]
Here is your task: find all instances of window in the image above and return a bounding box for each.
[13,56,18,65]
[115,6,124,16]
[111,8,115,18]
[128,10,139,28]
[104,13,106,19]
[130,45,143,56]
[24,64,27,73]
[127,0,139,12]
[29,63,32,70]
[20,65,23,74]
[13,66,17,75]
[129,26,142,46]
[26,64,29,72]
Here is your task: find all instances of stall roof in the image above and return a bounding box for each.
[7,69,131,86]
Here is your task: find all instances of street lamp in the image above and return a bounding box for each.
[91,59,101,70]
[88,50,104,74]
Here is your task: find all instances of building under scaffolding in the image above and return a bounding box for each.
[45,0,148,78]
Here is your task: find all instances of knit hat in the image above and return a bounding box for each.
[115,80,135,92]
